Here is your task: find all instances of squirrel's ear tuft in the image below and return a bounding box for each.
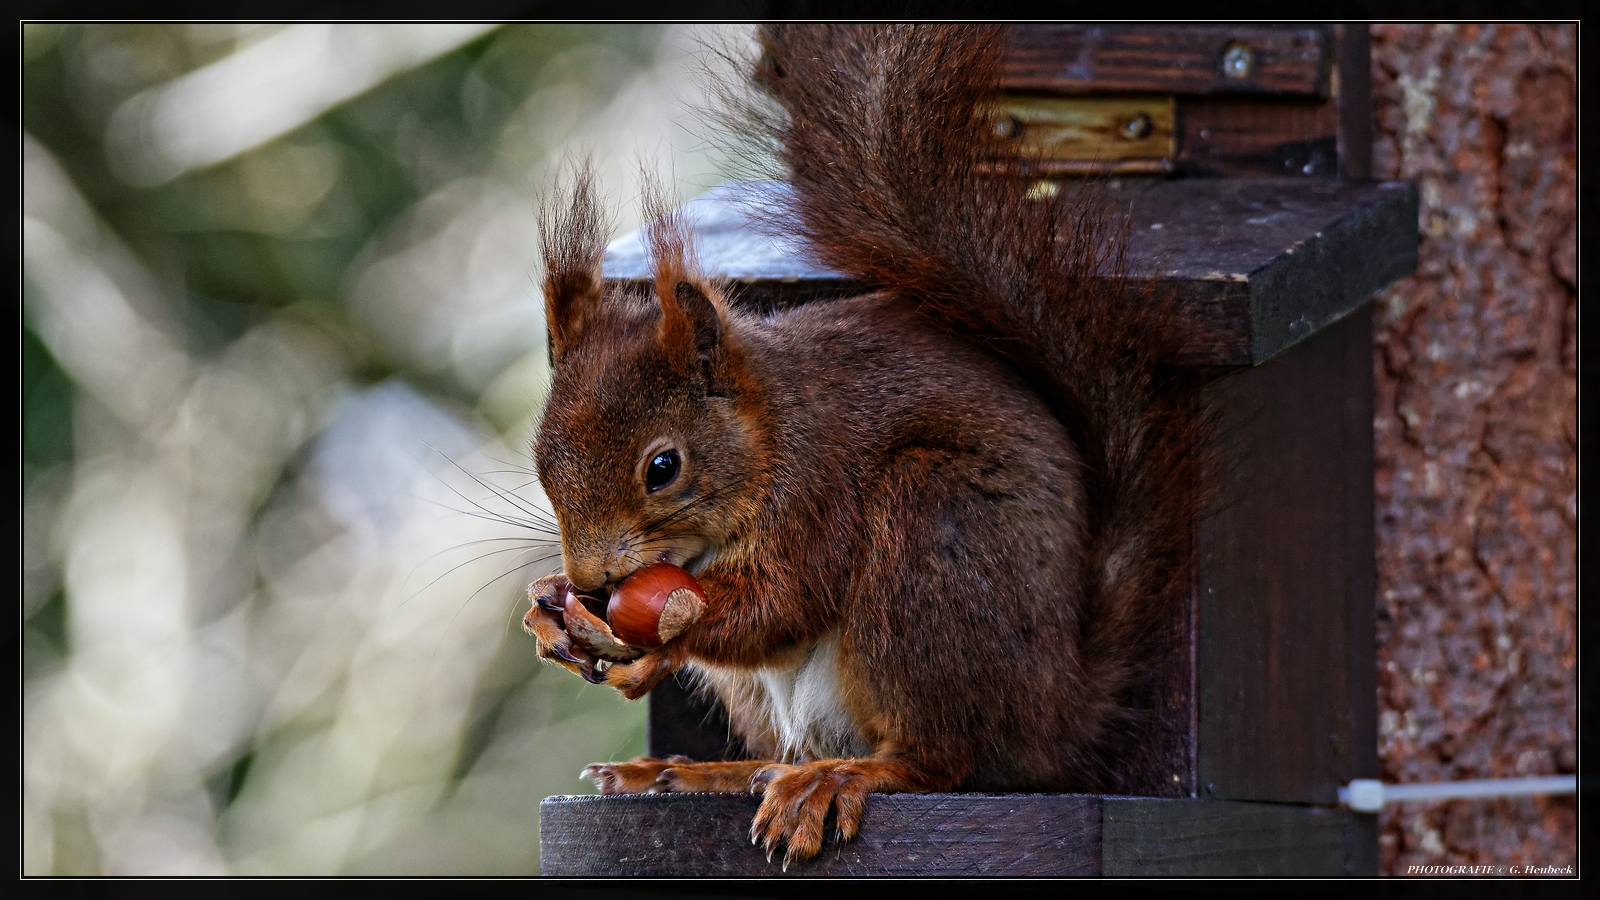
[539,159,608,364]
[642,173,730,395]
[659,280,729,396]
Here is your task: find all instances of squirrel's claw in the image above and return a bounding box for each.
[580,659,610,684]
[744,760,878,868]
[525,574,602,679]
[581,757,687,794]
[527,572,576,614]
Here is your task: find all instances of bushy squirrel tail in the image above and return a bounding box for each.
[734,24,1207,786]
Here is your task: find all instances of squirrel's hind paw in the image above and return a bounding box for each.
[581,755,694,794]
[582,757,769,795]
[749,760,879,869]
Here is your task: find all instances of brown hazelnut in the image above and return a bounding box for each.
[606,563,706,648]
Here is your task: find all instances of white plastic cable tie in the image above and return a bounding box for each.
[1338,775,1578,813]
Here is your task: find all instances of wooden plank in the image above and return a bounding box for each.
[540,793,1103,876]
[1164,28,1367,180]
[1121,178,1416,364]
[648,671,745,762]
[1003,25,1331,98]
[1341,310,1380,794]
[991,95,1176,169]
[1334,24,1374,181]
[1346,812,1379,876]
[602,179,1418,367]
[1101,798,1351,875]
[1197,307,1378,805]
[539,794,1365,876]
[1176,96,1340,179]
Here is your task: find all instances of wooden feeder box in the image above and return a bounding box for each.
[539,24,1416,877]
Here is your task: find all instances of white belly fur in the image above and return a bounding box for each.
[693,632,872,763]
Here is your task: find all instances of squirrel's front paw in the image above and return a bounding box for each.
[589,649,678,700]
[524,573,680,695]
[524,574,603,682]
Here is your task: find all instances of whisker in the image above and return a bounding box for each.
[416,495,559,535]
[414,465,558,531]
[435,550,565,657]
[402,542,562,607]
[421,441,561,529]
[402,534,561,596]
[636,481,736,536]
[472,472,548,498]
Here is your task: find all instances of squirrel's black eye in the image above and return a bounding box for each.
[645,450,681,493]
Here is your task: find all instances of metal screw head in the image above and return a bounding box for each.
[991,116,1021,140]
[1120,112,1153,140]
[1221,41,1254,80]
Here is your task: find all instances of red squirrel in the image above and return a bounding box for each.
[521,24,1204,867]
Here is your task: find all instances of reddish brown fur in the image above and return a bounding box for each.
[522,25,1206,869]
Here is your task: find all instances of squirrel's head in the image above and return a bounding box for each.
[533,170,764,594]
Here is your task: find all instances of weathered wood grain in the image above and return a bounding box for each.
[540,793,1102,876]
[1197,307,1379,806]
[1101,798,1354,875]
[1176,96,1340,179]
[1334,25,1373,180]
[1003,25,1332,98]
[540,794,1368,876]
[1120,177,1416,364]
[991,95,1176,170]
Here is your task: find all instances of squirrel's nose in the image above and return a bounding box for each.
[563,545,641,594]
[562,555,608,594]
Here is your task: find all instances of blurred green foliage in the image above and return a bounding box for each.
[22,23,689,874]
[22,327,74,477]
[23,24,663,368]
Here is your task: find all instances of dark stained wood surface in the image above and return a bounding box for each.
[1334,25,1374,181]
[1003,25,1332,98]
[1121,178,1415,364]
[648,670,745,762]
[1197,307,1379,806]
[1101,798,1356,875]
[540,793,1102,876]
[998,26,1370,180]
[1176,96,1340,179]
[540,794,1366,876]
[603,179,1418,367]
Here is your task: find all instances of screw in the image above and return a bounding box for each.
[1120,112,1153,140]
[1221,41,1254,81]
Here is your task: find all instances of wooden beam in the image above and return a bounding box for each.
[602,179,1418,366]
[540,793,1369,876]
